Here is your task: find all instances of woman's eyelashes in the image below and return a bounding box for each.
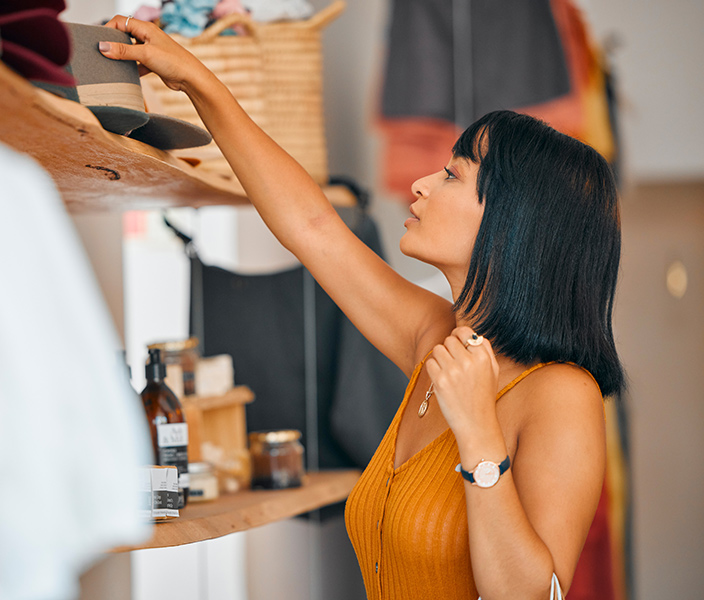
[444,167,457,180]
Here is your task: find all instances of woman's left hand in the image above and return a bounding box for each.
[425,327,500,438]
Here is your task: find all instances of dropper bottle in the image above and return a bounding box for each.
[140,348,190,508]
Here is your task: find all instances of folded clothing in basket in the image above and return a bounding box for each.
[243,0,314,22]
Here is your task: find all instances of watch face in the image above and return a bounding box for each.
[473,461,500,488]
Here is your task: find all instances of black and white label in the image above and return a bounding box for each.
[157,422,190,489]
[157,422,188,448]
[149,466,180,519]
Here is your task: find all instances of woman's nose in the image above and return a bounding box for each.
[411,173,433,198]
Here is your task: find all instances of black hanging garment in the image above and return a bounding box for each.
[167,183,407,478]
[381,0,571,127]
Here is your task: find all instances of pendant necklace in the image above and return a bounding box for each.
[418,382,434,418]
[417,332,483,418]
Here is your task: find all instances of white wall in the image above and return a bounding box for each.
[584,0,704,181]
[62,0,115,24]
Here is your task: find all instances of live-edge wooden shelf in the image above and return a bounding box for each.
[119,388,360,551]
[114,470,360,552]
[0,63,252,212]
[0,62,357,212]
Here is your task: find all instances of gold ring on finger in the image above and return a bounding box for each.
[464,333,484,348]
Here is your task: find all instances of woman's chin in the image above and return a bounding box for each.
[399,234,415,258]
[399,237,431,265]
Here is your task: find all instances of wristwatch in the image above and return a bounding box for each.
[455,455,511,488]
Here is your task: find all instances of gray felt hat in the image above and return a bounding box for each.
[35,23,212,150]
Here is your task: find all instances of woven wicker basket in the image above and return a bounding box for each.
[141,1,346,184]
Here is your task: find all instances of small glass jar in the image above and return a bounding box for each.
[147,338,200,396]
[249,430,305,490]
[188,462,219,502]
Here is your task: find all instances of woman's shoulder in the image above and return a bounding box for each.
[514,361,605,432]
[508,361,607,500]
[530,361,602,396]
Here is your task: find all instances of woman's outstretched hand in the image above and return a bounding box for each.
[100,15,210,93]
[425,326,500,441]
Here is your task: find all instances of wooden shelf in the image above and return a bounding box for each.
[184,386,255,411]
[0,63,253,213]
[0,63,358,213]
[113,469,360,552]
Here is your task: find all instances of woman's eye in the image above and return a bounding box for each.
[444,167,456,179]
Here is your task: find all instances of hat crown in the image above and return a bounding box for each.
[67,23,146,128]
[67,23,140,87]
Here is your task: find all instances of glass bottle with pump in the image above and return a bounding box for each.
[140,348,189,508]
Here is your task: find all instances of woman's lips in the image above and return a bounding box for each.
[405,206,420,228]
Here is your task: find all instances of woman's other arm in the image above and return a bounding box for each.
[429,333,606,599]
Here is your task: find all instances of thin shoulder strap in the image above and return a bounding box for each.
[496,361,559,400]
[419,354,601,401]
[496,360,603,400]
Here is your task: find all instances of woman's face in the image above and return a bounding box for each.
[401,157,484,283]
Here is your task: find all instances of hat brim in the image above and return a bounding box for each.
[127,114,212,150]
[89,105,149,135]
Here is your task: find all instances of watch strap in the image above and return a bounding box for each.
[455,455,511,484]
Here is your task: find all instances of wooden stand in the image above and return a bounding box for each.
[182,386,254,491]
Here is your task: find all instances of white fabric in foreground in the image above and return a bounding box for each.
[0,144,153,600]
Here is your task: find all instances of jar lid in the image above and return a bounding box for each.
[148,337,199,352]
[249,429,301,444]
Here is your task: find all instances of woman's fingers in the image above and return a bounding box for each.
[98,38,143,62]
[99,15,153,61]
[453,326,481,348]
[104,14,144,37]
[99,15,200,92]
[430,328,497,380]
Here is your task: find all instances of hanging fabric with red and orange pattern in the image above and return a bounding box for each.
[376,0,571,204]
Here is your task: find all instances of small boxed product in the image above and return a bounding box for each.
[141,466,180,521]
[194,354,235,397]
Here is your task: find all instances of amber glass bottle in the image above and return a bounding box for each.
[140,348,189,508]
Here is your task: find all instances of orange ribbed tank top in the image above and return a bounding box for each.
[345,358,558,600]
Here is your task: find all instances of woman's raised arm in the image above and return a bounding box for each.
[100,16,454,375]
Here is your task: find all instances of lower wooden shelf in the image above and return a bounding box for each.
[113,469,360,552]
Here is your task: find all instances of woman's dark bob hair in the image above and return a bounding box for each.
[453,110,624,397]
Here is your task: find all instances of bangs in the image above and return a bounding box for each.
[452,120,491,164]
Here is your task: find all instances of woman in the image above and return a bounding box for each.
[100,15,623,599]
